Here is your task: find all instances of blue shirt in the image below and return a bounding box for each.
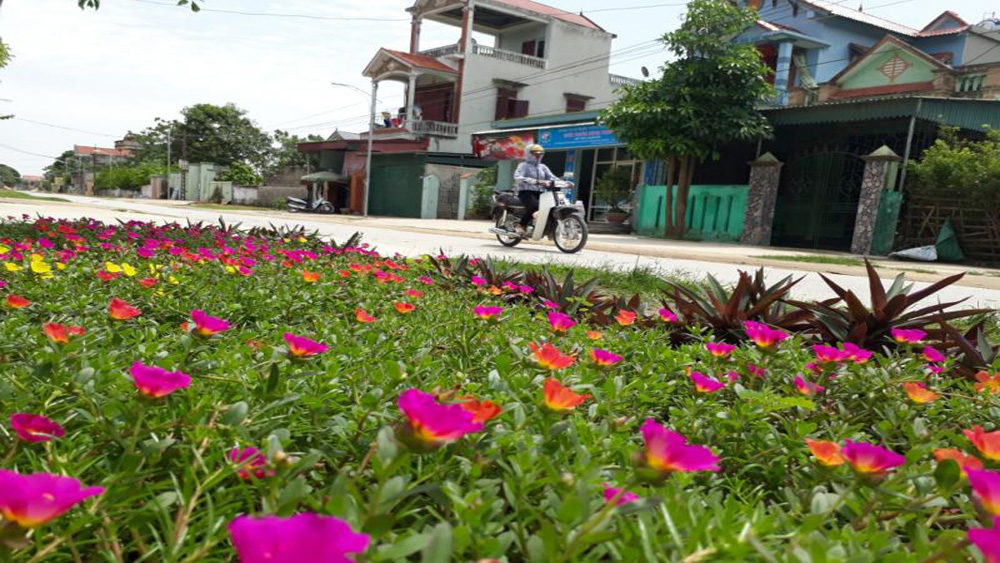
[514,160,557,193]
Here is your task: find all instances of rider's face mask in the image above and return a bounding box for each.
[531,152,544,163]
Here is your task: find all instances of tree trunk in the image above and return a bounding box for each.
[670,156,692,238]
[663,156,677,237]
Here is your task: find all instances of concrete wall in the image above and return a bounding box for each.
[496,23,547,54]
[426,163,465,219]
[265,165,309,187]
[962,31,1000,66]
[258,186,307,206]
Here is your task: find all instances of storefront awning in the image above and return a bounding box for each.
[763,96,1000,132]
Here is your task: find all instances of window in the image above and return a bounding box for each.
[957,74,986,93]
[537,40,546,59]
[564,94,590,113]
[521,39,545,58]
[495,88,529,120]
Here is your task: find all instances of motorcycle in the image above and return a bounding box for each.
[488,178,588,254]
[286,186,334,214]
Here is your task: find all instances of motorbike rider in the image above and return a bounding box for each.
[512,144,558,235]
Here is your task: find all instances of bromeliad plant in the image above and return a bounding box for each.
[1,216,999,562]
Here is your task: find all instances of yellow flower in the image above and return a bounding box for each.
[105,262,122,274]
[121,263,137,277]
[168,276,180,285]
[4,263,22,272]
[298,237,307,243]
[31,261,52,275]
[56,263,67,270]
[30,253,45,263]
[225,266,237,275]
[154,290,165,298]
[0,245,9,255]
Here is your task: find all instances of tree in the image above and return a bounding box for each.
[600,0,774,237]
[0,164,19,187]
[217,162,262,187]
[268,130,323,174]
[908,127,1000,208]
[44,150,77,183]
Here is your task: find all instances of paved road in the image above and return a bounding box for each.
[3,194,998,310]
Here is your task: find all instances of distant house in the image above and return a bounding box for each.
[21,175,43,189]
[69,143,133,194]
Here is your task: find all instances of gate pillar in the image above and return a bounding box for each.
[851,145,901,256]
[740,152,784,246]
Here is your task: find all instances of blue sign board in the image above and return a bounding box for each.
[538,125,619,150]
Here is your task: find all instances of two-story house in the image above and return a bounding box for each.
[306,0,635,218]
[69,142,133,195]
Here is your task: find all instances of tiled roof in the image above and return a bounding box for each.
[488,0,603,31]
[382,49,458,74]
[798,0,920,36]
[917,26,970,37]
[73,145,132,158]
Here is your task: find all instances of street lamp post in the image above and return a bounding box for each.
[331,81,380,217]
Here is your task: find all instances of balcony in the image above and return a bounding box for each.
[609,74,641,88]
[473,44,546,68]
[410,120,459,138]
[419,44,461,58]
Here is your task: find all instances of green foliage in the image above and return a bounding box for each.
[218,161,263,187]
[600,0,773,234]
[0,39,10,69]
[594,167,633,213]
[94,162,165,191]
[0,164,20,187]
[908,127,1000,208]
[469,165,498,219]
[268,130,323,174]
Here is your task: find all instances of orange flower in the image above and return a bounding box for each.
[543,378,591,411]
[934,448,984,477]
[976,371,1000,394]
[458,398,502,423]
[586,331,602,340]
[966,426,1000,461]
[805,438,845,466]
[903,382,940,404]
[338,270,351,278]
[5,294,31,309]
[301,270,321,283]
[528,342,575,370]
[394,302,416,314]
[404,289,424,299]
[43,322,84,344]
[355,308,376,323]
[615,310,637,326]
[486,285,503,296]
[108,298,141,320]
[138,278,159,289]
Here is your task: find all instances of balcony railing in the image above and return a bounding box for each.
[410,120,459,138]
[472,44,546,69]
[419,44,461,58]
[609,74,641,88]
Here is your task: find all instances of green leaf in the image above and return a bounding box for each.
[934,459,961,491]
[377,533,430,560]
[421,522,452,563]
[221,401,249,425]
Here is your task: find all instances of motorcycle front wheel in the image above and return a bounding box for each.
[553,215,588,254]
[495,214,521,247]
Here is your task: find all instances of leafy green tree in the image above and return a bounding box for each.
[268,130,323,174]
[600,0,774,237]
[0,163,19,187]
[94,162,166,191]
[43,150,77,184]
[217,162,262,187]
[908,127,1000,208]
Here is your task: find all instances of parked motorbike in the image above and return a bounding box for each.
[488,179,588,254]
[286,194,334,214]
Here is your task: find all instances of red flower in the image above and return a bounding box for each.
[138,277,159,288]
[615,310,637,326]
[43,322,85,344]
[5,294,31,309]
[543,378,591,411]
[109,298,141,320]
[355,308,376,323]
[458,397,503,423]
[528,342,575,370]
[394,302,416,314]
[301,270,321,283]
[97,271,120,282]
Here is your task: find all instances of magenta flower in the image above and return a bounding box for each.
[418,276,433,285]
[470,275,487,287]
[228,513,370,563]
[284,333,328,358]
[970,517,1000,563]
[794,375,825,395]
[969,470,1000,516]
[130,362,191,398]
[705,342,735,358]
[0,470,105,527]
[518,285,535,294]
[398,389,483,449]
[228,447,274,480]
[747,363,766,378]
[474,305,504,321]
[639,419,720,477]
[813,344,848,365]
[542,299,560,310]
[590,348,623,367]
[548,311,576,332]
[841,440,906,475]
[689,372,724,393]
[743,321,788,349]
[891,328,926,344]
[602,484,641,506]
[10,413,65,443]
[842,342,873,363]
[658,308,679,323]
[191,309,231,337]
[922,346,945,363]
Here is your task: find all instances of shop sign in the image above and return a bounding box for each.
[538,125,619,149]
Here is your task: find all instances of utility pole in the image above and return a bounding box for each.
[364,80,378,217]
[166,126,172,199]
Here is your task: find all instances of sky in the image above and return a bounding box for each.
[0,0,995,175]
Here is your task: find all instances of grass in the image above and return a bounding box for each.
[0,188,68,202]
[759,254,865,267]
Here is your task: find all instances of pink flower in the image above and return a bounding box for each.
[639,419,720,476]
[969,517,1000,563]
[228,513,370,563]
[813,344,848,365]
[471,275,487,286]
[398,389,483,448]
[191,309,231,337]
[658,308,678,323]
[794,375,825,395]
[0,470,104,527]
[9,413,65,443]
[842,342,872,363]
[969,470,1000,516]
[747,363,766,378]
[518,285,535,294]
[891,328,926,344]
[227,447,274,480]
[548,311,576,332]
[922,346,945,363]
[705,342,735,358]
[602,484,641,506]
[542,299,560,310]
[418,276,433,285]
[841,440,905,475]
[131,362,191,398]
[284,333,328,358]
[689,372,724,393]
[590,348,622,368]
[474,305,504,321]
[743,321,788,349]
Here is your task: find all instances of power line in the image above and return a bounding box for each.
[129,0,410,21]
[13,117,119,138]
[0,142,61,161]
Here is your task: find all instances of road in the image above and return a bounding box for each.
[3,193,998,310]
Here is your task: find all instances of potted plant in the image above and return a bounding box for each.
[595,168,634,224]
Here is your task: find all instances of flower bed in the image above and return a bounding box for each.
[1,216,999,562]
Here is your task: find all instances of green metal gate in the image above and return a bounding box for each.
[772,151,865,251]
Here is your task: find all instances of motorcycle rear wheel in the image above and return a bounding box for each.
[495,215,521,247]
[553,215,588,254]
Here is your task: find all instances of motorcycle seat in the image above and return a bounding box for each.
[496,193,522,207]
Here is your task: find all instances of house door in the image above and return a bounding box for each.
[771,151,865,251]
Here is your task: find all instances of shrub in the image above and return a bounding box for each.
[218,161,263,187]
[908,126,1000,208]
[94,162,165,191]
[469,165,498,219]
